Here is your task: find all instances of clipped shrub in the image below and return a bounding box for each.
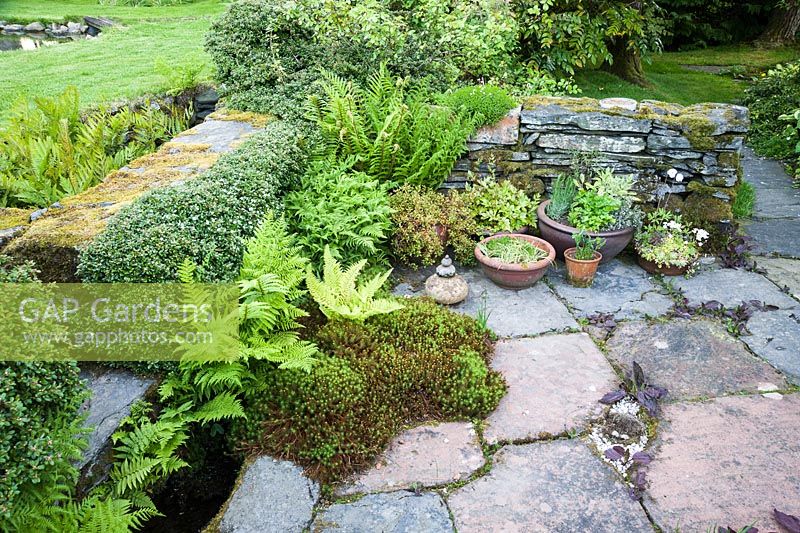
[389,185,478,267]
[309,67,474,189]
[233,298,505,481]
[743,61,800,161]
[78,120,307,282]
[440,85,517,126]
[286,157,393,269]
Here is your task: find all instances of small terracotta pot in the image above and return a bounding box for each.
[564,248,602,288]
[537,200,634,263]
[637,256,689,276]
[474,234,555,289]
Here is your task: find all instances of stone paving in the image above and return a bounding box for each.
[218,147,800,532]
[741,147,800,258]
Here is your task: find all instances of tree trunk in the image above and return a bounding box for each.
[602,40,651,88]
[758,1,800,45]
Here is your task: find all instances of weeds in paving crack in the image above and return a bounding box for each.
[671,298,778,336]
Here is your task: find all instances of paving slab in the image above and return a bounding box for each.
[448,440,652,533]
[644,394,800,532]
[758,256,800,300]
[744,309,800,385]
[547,257,672,319]
[337,422,484,496]
[314,491,453,533]
[605,319,788,400]
[78,366,155,472]
[395,267,578,338]
[172,118,258,153]
[219,456,319,533]
[483,334,618,444]
[744,219,800,258]
[671,266,798,309]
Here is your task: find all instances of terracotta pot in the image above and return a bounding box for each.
[637,255,689,276]
[537,200,634,263]
[474,234,555,289]
[564,247,603,288]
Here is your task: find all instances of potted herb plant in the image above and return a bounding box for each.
[467,177,539,235]
[635,208,709,275]
[538,165,642,263]
[474,233,555,289]
[564,231,605,287]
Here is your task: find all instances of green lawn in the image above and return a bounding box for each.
[0,0,227,114]
[1,2,799,114]
[576,44,800,105]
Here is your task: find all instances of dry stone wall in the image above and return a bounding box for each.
[446,96,749,213]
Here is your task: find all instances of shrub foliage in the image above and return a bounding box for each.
[78,120,307,282]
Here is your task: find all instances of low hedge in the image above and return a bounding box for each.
[77,120,307,282]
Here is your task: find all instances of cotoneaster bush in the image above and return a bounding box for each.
[232,298,505,481]
[78,120,307,282]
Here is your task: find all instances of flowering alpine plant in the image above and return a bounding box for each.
[635,208,708,269]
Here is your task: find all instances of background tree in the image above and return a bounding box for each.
[513,0,665,86]
[758,0,800,45]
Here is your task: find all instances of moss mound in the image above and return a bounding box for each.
[233,298,505,482]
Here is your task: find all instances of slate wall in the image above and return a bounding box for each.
[446,96,749,211]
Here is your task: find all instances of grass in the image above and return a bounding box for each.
[576,44,800,105]
[732,181,757,219]
[0,0,226,114]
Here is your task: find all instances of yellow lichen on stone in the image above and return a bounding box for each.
[0,208,33,231]
[6,205,112,250]
[207,108,274,128]
[521,95,600,113]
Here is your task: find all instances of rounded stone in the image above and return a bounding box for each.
[425,273,468,305]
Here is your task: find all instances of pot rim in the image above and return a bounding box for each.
[475,233,556,272]
[537,199,635,237]
[564,247,603,264]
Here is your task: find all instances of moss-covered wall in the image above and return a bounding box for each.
[0,113,268,281]
[446,96,749,228]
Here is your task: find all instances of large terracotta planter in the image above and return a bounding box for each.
[537,200,634,263]
[637,256,690,276]
[564,248,602,288]
[474,234,555,289]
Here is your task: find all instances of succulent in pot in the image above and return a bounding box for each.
[564,231,605,288]
[475,234,554,289]
[635,208,709,275]
[538,167,642,263]
[467,177,539,235]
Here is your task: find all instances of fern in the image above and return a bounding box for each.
[307,65,475,189]
[307,245,404,321]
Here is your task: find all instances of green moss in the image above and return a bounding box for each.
[207,109,274,128]
[508,175,546,196]
[0,208,32,231]
[717,151,741,169]
[520,95,600,113]
[686,181,736,202]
